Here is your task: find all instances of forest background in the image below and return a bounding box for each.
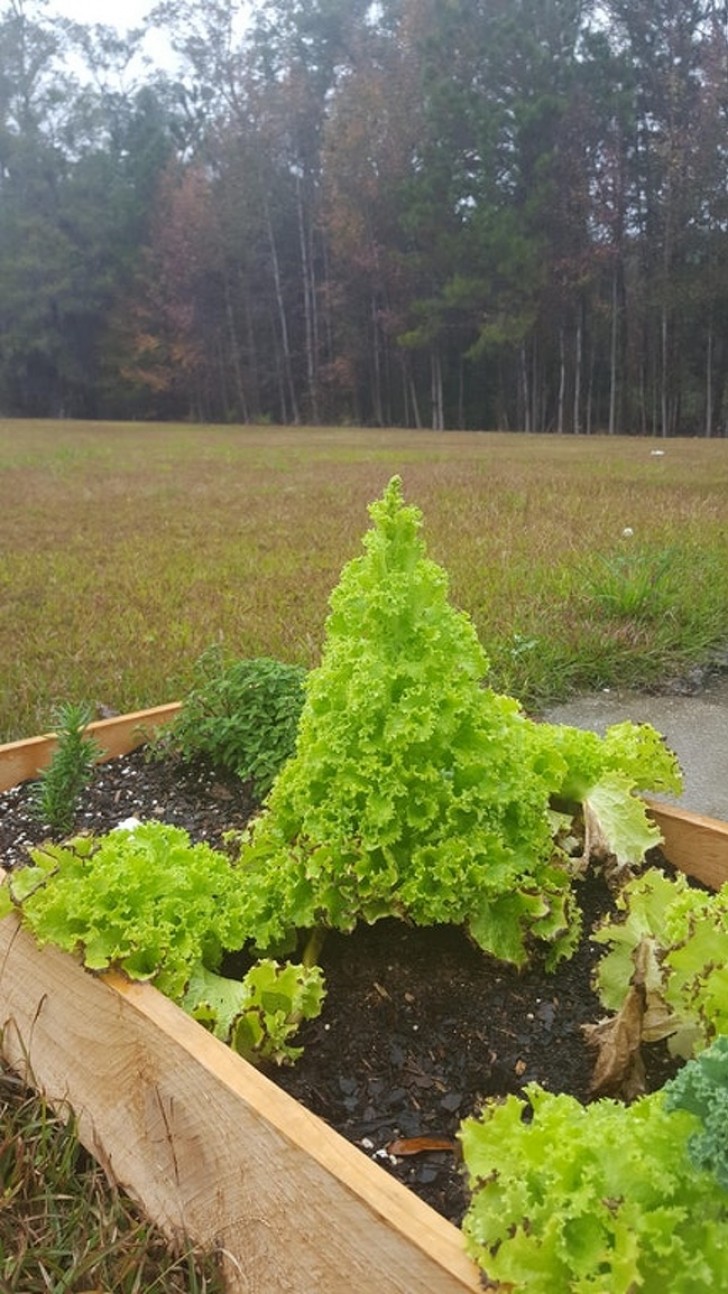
[1,0,727,436]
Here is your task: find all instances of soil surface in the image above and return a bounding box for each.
[0,749,680,1226]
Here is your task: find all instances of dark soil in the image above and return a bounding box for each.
[0,749,681,1226]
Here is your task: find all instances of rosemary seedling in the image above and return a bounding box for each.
[29,701,102,834]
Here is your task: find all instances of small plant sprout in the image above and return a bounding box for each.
[586,542,677,623]
[29,701,102,835]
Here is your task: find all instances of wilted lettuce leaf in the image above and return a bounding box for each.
[593,867,728,1059]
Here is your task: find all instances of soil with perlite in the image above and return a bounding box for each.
[0,749,680,1226]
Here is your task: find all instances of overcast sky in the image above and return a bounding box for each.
[48,0,254,74]
[48,0,179,72]
[51,0,153,30]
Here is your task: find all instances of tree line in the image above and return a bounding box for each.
[1,0,726,433]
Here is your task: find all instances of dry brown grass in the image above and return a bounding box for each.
[2,421,728,741]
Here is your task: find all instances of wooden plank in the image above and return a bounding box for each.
[0,703,181,792]
[645,799,728,891]
[0,916,482,1294]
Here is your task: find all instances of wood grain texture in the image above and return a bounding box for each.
[0,916,481,1294]
[646,800,728,891]
[0,703,181,792]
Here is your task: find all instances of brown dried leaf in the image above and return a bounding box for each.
[581,931,682,1102]
[386,1136,457,1157]
[583,984,647,1100]
[584,935,680,1099]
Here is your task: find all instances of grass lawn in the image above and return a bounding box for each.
[1,420,728,742]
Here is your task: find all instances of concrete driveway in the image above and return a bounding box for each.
[543,673,728,822]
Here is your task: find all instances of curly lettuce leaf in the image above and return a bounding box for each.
[4,823,251,1000]
[460,1081,728,1293]
[602,721,683,793]
[583,772,663,872]
[183,958,325,1066]
[536,719,682,804]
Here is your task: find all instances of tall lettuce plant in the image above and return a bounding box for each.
[235,477,680,967]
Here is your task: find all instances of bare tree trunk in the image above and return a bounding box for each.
[706,323,714,438]
[661,304,669,437]
[431,348,444,430]
[371,295,384,425]
[409,370,422,429]
[608,267,618,435]
[224,279,248,422]
[520,343,530,432]
[272,331,287,423]
[586,342,595,435]
[322,233,335,366]
[457,355,465,429]
[310,217,320,395]
[243,293,261,418]
[402,362,409,428]
[296,174,318,422]
[557,328,565,435]
[639,353,648,437]
[266,205,299,424]
[573,308,583,435]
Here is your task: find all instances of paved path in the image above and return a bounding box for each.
[544,673,728,822]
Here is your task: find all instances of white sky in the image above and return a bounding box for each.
[48,0,254,76]
[48,0,180,73]
[50,0,156,34]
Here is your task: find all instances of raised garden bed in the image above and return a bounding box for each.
[2,706,728,1293]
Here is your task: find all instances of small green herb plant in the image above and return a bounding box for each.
[460,1038,728,1293]
[0,822,324,1067]
[151,649,306,800]
[231,477,680,968]
[29,702,102,835]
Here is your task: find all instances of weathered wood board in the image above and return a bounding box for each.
[0,702,181,792]
[0,916,481,1294]
[1,709,727,1293]
[0,705,481,1292]
[645,799,728,892]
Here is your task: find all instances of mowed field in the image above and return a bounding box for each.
[2,420,728,744]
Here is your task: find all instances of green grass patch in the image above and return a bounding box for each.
[1,422,728,740]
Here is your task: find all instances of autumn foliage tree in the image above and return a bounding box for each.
[0,0,726,433]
